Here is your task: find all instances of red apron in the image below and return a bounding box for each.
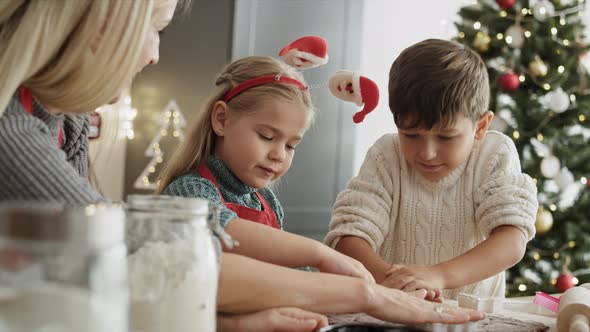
[19,87,63,148]
[197,163,280,229]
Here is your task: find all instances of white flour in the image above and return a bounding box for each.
[128,240,217,332]
[0,283,127,332]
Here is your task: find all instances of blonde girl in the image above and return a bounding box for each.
[157,56,375,276]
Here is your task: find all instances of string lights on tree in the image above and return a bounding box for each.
[134,100,186,190]
[455,0,590,295]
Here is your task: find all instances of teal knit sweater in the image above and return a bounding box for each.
[164,157,284,229]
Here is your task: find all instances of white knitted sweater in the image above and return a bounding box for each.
[325,131,538,299]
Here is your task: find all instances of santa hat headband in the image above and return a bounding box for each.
[279,36,379,123]
[222,74,307,103]
[279,36,329,69]
[222,36,328,103]
[222,36,379,123]
[328,70,380,123]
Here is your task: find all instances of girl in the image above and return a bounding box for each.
[157,56,377,278]
[158,56,311,233]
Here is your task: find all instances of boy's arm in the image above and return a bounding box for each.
[325,135,400,271]
[383,225,527,292]
[335,236,391,283]
[385,134,537,293]
[440,133,535,287]
[441,133,535,288]
[435,225,527,289]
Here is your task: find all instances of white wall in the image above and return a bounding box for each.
[89,99,129,202]
[233,0,365,240]
[354,0,468,173]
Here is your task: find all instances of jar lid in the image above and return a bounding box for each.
[126,195,208,217]
[0,203,125,250]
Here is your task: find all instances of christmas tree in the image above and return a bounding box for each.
[134,100,186,190]
[454,0,590,296]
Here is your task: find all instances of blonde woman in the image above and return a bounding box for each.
[0,1,484,330]
[0,0,179,203]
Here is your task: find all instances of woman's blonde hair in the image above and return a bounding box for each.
[156,56,314,193]
[0,0,191,117]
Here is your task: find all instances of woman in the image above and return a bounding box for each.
[0,1,484,331]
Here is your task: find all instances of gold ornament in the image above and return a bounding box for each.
[529,56,548,77]
[535,207,554,234]
[472,32,491,53]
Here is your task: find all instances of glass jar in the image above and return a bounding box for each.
[125,195,219,332]
[0,203,128,332]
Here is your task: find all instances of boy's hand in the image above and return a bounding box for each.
[316,245,376,283]
[381,264,444,302]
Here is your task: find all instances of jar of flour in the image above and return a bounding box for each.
[125,195,219,332]
[0,203,128,332]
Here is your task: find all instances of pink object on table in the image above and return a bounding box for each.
[533,291,560,313]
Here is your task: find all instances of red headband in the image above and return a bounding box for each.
[222,74,308,103]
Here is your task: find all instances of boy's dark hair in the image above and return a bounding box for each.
[388,39,490,129]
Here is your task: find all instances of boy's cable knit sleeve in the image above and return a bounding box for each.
[474,131,538,240]
[325,135,399,251]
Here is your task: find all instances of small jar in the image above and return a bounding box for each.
[0,203,128,332]
[125,195,219,332]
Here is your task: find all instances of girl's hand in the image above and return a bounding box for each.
[381,264,444,301]
[365,284,484,325]
[316,246,375,283]
[218,307,329,332]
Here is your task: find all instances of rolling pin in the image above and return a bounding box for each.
[557,283,590,332]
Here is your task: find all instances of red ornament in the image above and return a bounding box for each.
[496,0,516,10]
[499,72,520,92]
[556,273,575,292]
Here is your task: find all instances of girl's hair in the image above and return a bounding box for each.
[0,0,191,117]
[156,56,314,193]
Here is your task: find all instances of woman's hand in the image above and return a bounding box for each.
[364,284,484,325]
[218,307,329,332]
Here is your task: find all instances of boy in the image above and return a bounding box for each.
[325,39,538,299]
